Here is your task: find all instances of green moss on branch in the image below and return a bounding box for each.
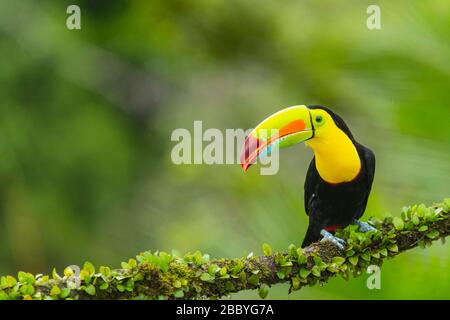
[1,199,449,300]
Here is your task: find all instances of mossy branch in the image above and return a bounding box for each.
[1,199,449,300]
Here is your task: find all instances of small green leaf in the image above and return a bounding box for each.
[127,259,137,269]
[276,271,285,279]
[64,267,74,278]
[99,266,111,277]
[331,257,346,265]
[18,271,27,283]
[291,277,300,290]
[248,274,259,286]
[361,252,371,261]
[311,266,321,277]
[59,288,71,299]
[5,275,17,287]
[340,264,348,272]
[401,206,411,220]
[393,217,404,230]
[388,244,399,252]
[80,272,91,284]
[258,284,269,299]
[288,244,297,257]
[208,264,220,275]
[424,208,435,221]
[173,289,184,298]
[84,284,96,296]
[425,230,439,239]
[126,279,135,291]
[313,256,327,268]
[299,268,310,278]
[262,243,272,256]
[219,267,227,276]
[20,284,34,296]
[418,225,428,232]
[416,204,426,217]
[133,273,144,282]
[99,282,109,290]
[348,256,358,266]
[327,263,340,273]
[297,253,307,265]
[280,261,293,267]
[200,273,213,282]
[50,285,61,296]
[380,248,388,256]
[83,262,95,275]
[346,250,355,257]
[17,272,34,285]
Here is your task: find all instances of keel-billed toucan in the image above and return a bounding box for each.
[240,105,376,249]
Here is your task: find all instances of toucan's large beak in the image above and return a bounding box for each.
[240,105,314,172]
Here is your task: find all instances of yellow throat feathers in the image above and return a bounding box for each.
[305,124,361,184]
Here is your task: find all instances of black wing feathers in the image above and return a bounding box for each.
[303,157,319,216]
[354,145,375,219]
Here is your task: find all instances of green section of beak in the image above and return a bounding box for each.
[241,105,313,171]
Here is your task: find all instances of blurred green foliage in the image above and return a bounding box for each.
[0,0,448,299]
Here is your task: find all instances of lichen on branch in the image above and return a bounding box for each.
[1,199,449,300]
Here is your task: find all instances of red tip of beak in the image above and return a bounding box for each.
[240,135,263,172]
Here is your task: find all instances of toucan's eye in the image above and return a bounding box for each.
[315,115,323,123]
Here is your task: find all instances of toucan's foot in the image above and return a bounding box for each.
[320,229,346,249]
[354,220,377,233]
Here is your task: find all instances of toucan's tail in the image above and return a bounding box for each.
[301,225,321,248]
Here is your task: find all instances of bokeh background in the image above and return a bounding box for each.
[0,0,449,299]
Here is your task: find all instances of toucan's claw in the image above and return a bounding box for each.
[354,220,377,233]
[320,229,346,249]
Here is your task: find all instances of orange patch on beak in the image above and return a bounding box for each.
[278,120,306,139]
